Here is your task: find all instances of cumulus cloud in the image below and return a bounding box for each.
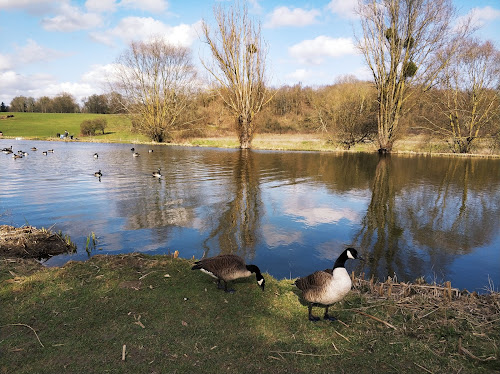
[0,54,13,71]
[265,6,320,28]
[326,0,359,19]
[41,3,102,31]
[85,0,117,13]
[0,0,57,14]
[289,36,357,65]
[119,0,168,13]
[15,39,67,64]
[458,6,500,28]
[90,17,201,47]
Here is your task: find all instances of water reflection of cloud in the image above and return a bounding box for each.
[316,239,350,261]
[285,206,359,226]
[262,224,303,248]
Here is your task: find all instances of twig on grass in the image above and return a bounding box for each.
[1,323,44,347]
[354,310,396,330]
[270,350,340,357]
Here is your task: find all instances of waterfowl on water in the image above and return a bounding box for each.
[47,149,54,153]
[94,153,98,158]
[42,151,48,155]
[152,168,162,178]
[31,147,37,151]
[295,247,362,322]
[133,152,140,157]
[148,149,154,153]
[192,254,265,293]
[12,154,22,159]
[94,170,102,177]
[2,146,13,154]
[131,147,135,151]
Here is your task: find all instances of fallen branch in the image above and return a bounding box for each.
[270,350,339,357]
[1,323,44,347]
[354,310,396,330]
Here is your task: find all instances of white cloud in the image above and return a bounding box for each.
[0,54,13,71]
[119,0,168,13]
[289,36,357,65]
[460,6,500,28]
[0,0,57,14]
[41,3,102,31]
[85,0,117,13]
[15,39,67,64]
[285,205,359,226]
[90,17,200,47]
[265,6,320,28]
[326,0,359,19]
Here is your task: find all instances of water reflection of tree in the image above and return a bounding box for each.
[202,150,262,258]
[356,155,500,283]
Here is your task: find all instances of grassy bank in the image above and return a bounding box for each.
[2,112,499,155]
[1,254,498,374]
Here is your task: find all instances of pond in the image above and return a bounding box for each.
[1,139,499,293]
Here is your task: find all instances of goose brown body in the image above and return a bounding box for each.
[192,254,265,292]
[295,247,361,321]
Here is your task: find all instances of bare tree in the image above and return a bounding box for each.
[356,0,471,153]
[201,1,272,149]
[311,76,378,149]
[112,38,197,143]
[423,40,500,153]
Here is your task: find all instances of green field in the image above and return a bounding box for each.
[0,112,149,143]
[1,254,498,374]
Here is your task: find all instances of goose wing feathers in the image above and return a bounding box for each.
[192,254,247,280]
[295,270,332,291]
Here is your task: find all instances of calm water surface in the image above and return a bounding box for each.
[1,139,499,292]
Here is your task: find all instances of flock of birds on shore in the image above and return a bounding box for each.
[192,248,363,322]
[2,145,163,180]
[4,143,363,322]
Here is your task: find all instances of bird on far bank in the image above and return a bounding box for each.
[192,254,265,293]
[295,247,363,322]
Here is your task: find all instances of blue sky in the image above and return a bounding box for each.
[1,0,499,106]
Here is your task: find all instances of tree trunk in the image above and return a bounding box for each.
[237,116,253,149]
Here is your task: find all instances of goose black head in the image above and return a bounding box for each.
[247,264,265,291]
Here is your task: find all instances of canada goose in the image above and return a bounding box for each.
[192,254,265,293]
[47,149,54,153]
[295,247,362,322]
[31,147,37,151]
[42,151,48,155]
[94,170,102,177]
[2,146,13,154]
[12,154,22,159]
[93,153,98,158]
[131,147,135,151]
[152,168,162,178]
[148,149,154,153]
[133,152,140,157]
[22,152,28,156]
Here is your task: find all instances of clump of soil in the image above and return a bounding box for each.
[0,225,76,259]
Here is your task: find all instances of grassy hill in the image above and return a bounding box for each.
[0,112,149,143]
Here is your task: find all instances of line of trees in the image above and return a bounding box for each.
[7,92,127,114]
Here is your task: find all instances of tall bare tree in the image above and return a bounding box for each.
[356,0,470,153]
[112,38,197,143]
[201,1,272,149]
[423,40,500,153]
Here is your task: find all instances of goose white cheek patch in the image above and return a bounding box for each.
[347,250,355,259]
[257,279,264,286]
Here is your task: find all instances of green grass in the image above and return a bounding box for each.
[0,112,148,143]
[1,254,498,374]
